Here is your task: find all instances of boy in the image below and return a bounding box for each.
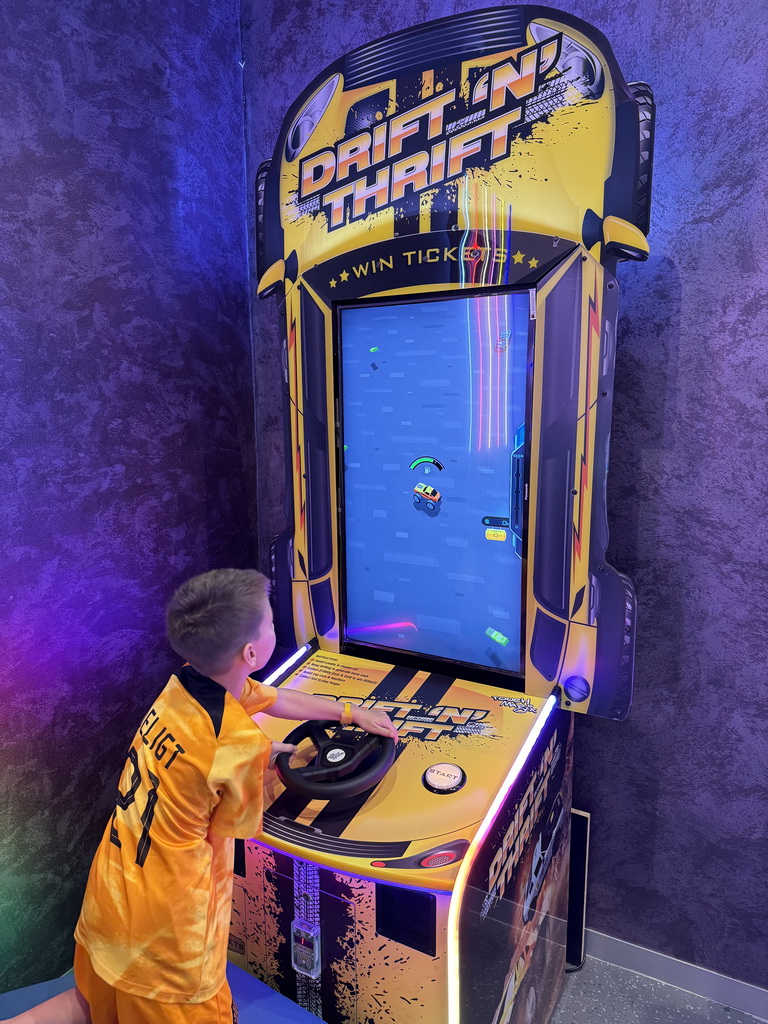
[8,568,397,1024]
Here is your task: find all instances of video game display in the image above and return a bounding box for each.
[339,291,530,675]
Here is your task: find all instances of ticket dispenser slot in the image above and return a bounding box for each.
[291,918,322,979]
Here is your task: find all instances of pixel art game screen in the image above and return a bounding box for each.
[339,291,531,676]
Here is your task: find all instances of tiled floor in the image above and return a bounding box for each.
[1,958,766,1023]
[551,959,768,1024]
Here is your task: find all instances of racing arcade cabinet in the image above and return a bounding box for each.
[230,7,654,1024]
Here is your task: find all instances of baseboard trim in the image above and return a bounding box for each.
[585,929,768,1021]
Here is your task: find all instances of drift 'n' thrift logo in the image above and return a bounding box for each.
[296,34,563,229]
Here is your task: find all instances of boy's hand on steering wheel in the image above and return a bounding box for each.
[269,741,298,769]
[351,707,399,740]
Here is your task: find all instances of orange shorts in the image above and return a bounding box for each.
[73,944,237,1024]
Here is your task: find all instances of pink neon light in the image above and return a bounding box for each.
[475,295,484,452]
[489,292,495,448]
[495,292,501,449]
[504,293,510,448]
[347,621,417,636]
[467,291,473,453]
[446,695,558,1024]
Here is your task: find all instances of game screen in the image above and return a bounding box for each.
[339,291,530,676]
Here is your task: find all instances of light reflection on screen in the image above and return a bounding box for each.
[340,292,529,675]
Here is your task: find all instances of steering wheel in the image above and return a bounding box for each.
[274,720,396,800]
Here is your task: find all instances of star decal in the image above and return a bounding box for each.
[528,257,539,268]
[340,269,350,282]
[329,278,337,288]
[512,251,525,264]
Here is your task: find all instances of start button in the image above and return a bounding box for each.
[423,763,466,794]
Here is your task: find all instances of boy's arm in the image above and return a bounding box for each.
[263,687,398,740]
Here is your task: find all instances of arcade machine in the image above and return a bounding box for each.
[230,7,654,1024]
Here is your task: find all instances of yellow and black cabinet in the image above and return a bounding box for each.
[234,7,654,1024]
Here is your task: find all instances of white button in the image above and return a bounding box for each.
[424,763,465,792]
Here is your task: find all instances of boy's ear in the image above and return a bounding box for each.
[242,642,258,667]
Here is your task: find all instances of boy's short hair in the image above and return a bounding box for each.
[166,569,271,677]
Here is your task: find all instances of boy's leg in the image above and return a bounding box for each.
[71,945,115,1024]
[71,944,236,1024]
[115,977,236,1024]
[1,987,91,1024]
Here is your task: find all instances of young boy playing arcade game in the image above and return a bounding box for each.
[6,568,398,1024]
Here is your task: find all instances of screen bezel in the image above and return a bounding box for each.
[333,286,534,689]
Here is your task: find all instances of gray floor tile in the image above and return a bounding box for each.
[551,958,767,1024]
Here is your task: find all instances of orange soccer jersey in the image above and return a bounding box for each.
[75,667,277,1003]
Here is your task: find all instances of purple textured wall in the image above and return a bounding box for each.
[0,0,256,991]
[242,0,768,989]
